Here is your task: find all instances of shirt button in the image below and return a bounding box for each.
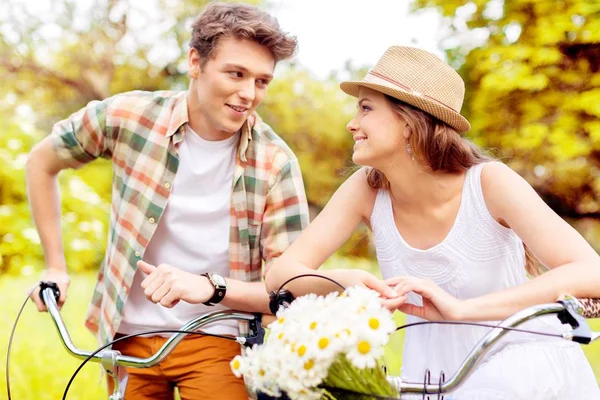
[164,182,171,189]
[134,251,140,258]
[149,217,156,224]
[122,285,128,294]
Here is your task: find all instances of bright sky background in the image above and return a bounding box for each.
[6,0,454,120]
[7,0,466,82]
[268,0,446,79]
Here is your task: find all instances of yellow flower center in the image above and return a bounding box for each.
[232,360,240,370]
[278,332,284,340]
[310,321,318,330]
[358,340,371,355]
[318,338,329,349]
[369,318,380,330]
[297,345,307,356]
[304,359,315,370]
[277,317,285,324]
[259,369,265,376]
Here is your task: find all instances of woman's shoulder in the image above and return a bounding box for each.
[345,167,379,194]
[479,161,533,220]
[480,161,525,195]
[480,160,514,177]
[339,167,379,221]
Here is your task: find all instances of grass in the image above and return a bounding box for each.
[2,273,107,400]
[2,261,600,399]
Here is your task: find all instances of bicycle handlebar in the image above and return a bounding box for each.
[40,282,600,399]
[388,298,599,397]
[41,284,258,368]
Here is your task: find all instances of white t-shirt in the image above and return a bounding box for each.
[118,125,239,337]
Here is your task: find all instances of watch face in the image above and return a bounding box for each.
[212,274,226,286]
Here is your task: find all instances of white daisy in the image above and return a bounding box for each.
[230,355,245,378]
[346,334,384,369]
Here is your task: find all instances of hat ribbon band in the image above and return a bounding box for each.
[365,70,458,113]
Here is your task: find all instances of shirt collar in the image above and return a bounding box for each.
[168,91,253,162]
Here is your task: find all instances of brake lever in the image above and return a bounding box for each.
[557,296,592,344]
[244,313,266,347]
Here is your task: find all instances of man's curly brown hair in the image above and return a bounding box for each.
[190,2,298,67]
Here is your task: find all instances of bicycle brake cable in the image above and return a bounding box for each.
[8,275,576,400]
[63,273,346,399]
[5,285,248,400]
[281,275,570,330]
[395,320,562,338]
[6,286,37,400]
[275,274,565,337]
[269,273,347,314]
[63,329,241,400]
[58,274,578,399]
[276,273,346,293]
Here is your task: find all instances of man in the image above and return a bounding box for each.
[26,3,309,399]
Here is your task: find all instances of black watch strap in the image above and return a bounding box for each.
[202,273,226,306]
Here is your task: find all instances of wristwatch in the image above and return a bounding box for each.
[201,272,227,306]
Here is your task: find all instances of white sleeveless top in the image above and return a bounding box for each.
[370,163,567,383]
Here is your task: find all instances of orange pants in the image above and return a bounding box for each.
[108,334,248,400]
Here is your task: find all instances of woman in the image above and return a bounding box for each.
[264,46,600,398]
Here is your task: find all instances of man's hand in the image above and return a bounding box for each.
[137,260,215,308]
[29,269,70,311]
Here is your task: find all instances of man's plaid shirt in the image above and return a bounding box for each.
[51,90,309,345]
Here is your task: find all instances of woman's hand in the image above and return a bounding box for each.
[334,269,407,311]
[385,276,471,321]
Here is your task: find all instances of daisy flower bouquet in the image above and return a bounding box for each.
[231,286,398,400]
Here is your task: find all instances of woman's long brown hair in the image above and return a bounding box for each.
[366,95,544,277]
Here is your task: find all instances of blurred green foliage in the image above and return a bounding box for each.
[258,67,375,257]
[0,0,372,274]
[0,118,111,274]
[414,0,600,251]
[0,0,260,131]
[1,0,600,275]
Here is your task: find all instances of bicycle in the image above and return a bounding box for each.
[8,281,600,400]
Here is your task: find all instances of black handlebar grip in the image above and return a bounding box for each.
[268,289,295,315]
[39,281,61,306]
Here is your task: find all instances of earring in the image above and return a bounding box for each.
[406,143,415,161]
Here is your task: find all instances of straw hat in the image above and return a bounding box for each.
[340,46,471,133]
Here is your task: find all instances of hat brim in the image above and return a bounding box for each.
[340,80,471,133]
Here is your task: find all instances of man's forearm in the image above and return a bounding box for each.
[26,156,66,270]
[221,279,272,314]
